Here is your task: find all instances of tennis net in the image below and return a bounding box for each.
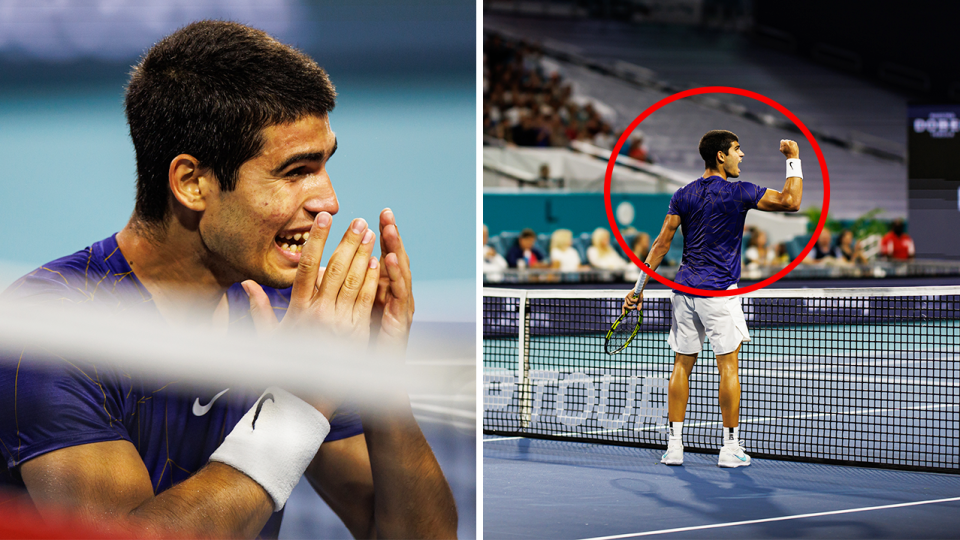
[483,286,960,473]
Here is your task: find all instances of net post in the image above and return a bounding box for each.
[517,292,533,429]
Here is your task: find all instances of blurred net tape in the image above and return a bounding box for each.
[0,302,475,427]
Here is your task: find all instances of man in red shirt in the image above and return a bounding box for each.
[880,218,915,260]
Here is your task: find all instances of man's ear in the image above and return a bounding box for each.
[716,150,725,165]
[168,154,215,212]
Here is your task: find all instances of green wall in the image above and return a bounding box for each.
[484,192,673,238]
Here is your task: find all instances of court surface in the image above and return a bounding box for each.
[484,435,960,539]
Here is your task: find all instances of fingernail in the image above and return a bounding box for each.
[362,229,374,244]
[316,212,331,227]
[369,257,379,269]
[352,218,367,234]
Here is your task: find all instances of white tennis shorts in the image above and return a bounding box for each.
[667,286,750,356]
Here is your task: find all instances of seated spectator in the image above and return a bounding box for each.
[587,227,628,270]
[624,232,652,281]
[838,229,868,264]
[744,229,775,268]
[483,224,508,281]
[880,218,915,261]
[632,232,651,262]
[549,229,584,271]
[804,229,844,264]
[621,131,653,163]
[592,122,617,150]
[506,228,548,268]
[537,164,561,188]
[773,242,790,264]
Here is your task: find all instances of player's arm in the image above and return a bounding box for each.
[305,419,456,540]
[624,213,680,312]
[757,139,802,213]
[364,209,457,538]
[21,441,274,538]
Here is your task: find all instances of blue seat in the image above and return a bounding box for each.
[536,233,551,259]
[575,232,593,264]
[616,233,637,259]
[497,231,519,257]
[487,235,506,257]
[786,234,813,260]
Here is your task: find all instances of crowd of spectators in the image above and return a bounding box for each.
[483,35,654,163]
[483,224,658,279]
[485,219,916,281]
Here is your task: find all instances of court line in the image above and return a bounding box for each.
[577,496,960,539]
[483,436,525,442]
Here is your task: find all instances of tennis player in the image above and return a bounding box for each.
[0,21,456,538]
[623,130,802,468]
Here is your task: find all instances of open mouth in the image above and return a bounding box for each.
[276,232,309,254]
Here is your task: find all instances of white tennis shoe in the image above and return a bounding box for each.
[661,439,684,466]
[718,440,751,468]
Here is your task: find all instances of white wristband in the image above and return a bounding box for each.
[786,158,802,179]
[209,387,330,511]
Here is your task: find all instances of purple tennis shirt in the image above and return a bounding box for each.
[0,234,363,538]
[668,176,767,291]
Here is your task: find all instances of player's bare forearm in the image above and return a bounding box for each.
[128,462,274,538]
[778,175,803,212]
[362,398,458,539]
[624,214,679,312]
[22,442,274,539]
[645,236,672,274]
[646,215,680,275]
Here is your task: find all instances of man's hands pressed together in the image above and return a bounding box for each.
[372,208,415,355]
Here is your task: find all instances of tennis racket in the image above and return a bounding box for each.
[604,291,643,355]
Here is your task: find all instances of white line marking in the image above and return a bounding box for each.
[577,496,960,540]
[483,436,525,442]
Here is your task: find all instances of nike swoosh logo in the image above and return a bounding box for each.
[252,393,275,430]
[193,388,230,416]
[737,454,747,461]
[789,163,794,169]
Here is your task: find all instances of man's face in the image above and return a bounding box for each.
[519,236,535,250]
[200,114,339,288]
[720,140,744,178]
[818,231,832,249]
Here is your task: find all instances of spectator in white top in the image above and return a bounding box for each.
[549,229,584,271]
[483,224,508,282]
[587,227,628,270]
[744,229,776,269]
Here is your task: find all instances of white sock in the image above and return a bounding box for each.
[669,421,683,441]
[723,426,739,447]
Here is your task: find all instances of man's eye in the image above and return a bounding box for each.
[286,167,307,177]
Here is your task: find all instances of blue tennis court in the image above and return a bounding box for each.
[484,436,960,539]
[483,287,960,538]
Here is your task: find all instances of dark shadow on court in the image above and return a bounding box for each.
[620,461,884,538]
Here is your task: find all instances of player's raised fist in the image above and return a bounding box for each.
[779,139,799,159]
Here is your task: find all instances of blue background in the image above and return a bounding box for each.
[0,0,476,322]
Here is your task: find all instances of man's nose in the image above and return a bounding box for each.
[302,174,339,217]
